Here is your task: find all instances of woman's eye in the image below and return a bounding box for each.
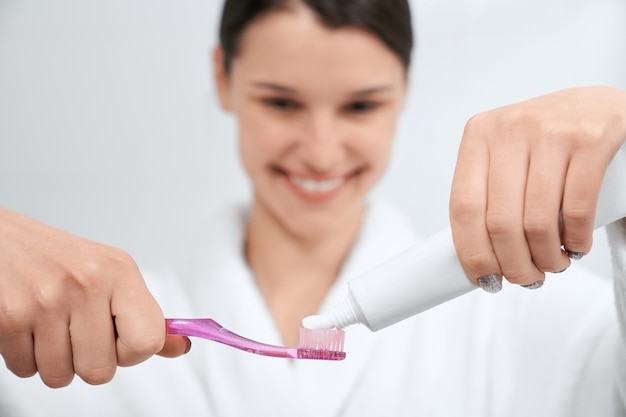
[344,101,378,113]
[263,98,299,111]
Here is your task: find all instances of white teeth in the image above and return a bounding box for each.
[290,176,345,193]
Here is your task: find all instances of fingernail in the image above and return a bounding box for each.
[552,267,568,274]
[477,274,502,293]
[184,337,192,354]
[521,280,544,290]
[567,251,584,260]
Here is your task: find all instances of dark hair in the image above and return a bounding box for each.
[218,0,413,73]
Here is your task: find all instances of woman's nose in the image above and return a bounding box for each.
[298,112,344,172]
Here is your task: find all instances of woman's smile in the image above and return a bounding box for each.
[276,168,364,203]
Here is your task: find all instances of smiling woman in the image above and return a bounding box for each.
[1,1,626,417]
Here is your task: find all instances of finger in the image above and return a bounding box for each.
[0,331,37,378]
[70,302,117,385]
[157,335,192,358]
[486,135,544,286]
[449,118,502,291]
[523,145,571,273]
[561,151,608,257]
[0,294,38,377]
[33,317,74,388]
[111,265,165,367]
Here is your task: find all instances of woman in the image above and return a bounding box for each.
[0,0,625,415]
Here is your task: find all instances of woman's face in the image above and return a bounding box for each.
[215,5,407,239]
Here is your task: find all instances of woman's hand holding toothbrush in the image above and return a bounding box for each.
[0,208,190,388]
[450,86,626,291]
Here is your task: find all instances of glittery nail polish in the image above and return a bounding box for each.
[477,274,502,293]
[521,280,544,290]
[567,251,584,260]
[552,267,568,274]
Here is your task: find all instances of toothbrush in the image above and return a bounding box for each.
[165,318,346,360]
[303,144,626,332]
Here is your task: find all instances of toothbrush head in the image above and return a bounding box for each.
[296,327,346,360]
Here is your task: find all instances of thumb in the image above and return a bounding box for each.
[157,335,192,358]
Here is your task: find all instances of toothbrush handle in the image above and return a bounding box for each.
[165,318,297,358]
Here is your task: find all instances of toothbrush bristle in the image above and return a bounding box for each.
[297,328,346,360]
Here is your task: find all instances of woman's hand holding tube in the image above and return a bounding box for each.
[450,86,626,291]
[0,208,190,388]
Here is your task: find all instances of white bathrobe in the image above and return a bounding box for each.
[0,201,624,417]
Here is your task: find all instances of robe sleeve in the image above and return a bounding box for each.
[606,218,626,411]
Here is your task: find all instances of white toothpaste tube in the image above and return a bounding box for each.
[303,145,626,332]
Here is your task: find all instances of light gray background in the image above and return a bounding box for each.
[1,0,625,277]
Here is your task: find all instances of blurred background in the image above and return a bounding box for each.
[1,0,625,277]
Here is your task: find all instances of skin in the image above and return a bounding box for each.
[214,3,407,346]
[1,3,625,389]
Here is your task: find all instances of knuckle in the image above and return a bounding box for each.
[71,246,139,292]
[485,210,513,237]
[26,275,76,312]
[118,332,164,367]
[449,195,482,226]
[32,283,65,311]
[462,113,487,139]
[538,119,571,144]
[78,365,116,385]
[42,373,74,389]
[0,305,30,333]
[562,204,592,227]
[573,120,606,145]
[104,247,138,271]
[523,211,552,238]
[7,363,38,378]
[496,106,525,130]
[489,106,532,143]
[460,250,493,273]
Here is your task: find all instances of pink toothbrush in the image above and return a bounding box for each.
[165,318,346,360]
